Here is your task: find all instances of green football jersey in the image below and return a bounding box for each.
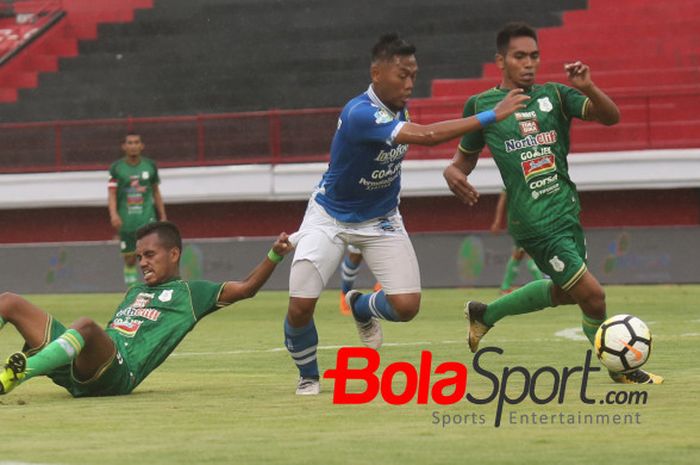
[105,279,225,388]
[458,83,590,240]
[108,157,161,232]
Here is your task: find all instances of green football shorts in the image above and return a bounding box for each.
[27,316,135,397]
[517,222,588,292]
[119,229,138,255]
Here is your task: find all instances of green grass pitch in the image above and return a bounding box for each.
[1,285,699,465]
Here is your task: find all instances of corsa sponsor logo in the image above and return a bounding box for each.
[522,155,556,181]
[504,130,557,152]
[531,174,560,200]
[324,346,601,427]
[529,173,558,190]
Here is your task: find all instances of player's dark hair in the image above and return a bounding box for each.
[123,131,141,143]
[371,33,416,63]
[496,22,538,55]
[137,221,182,253]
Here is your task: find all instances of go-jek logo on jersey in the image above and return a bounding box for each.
[504,130,557,152]
[522,155,556,181]
[324,346,601,427]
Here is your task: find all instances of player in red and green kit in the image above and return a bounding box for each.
[108,132,167,287]
[0,221,293,396]
[443,22,662,384]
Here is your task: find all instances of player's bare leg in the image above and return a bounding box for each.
[0,292,52,349]
[557,272,662,384]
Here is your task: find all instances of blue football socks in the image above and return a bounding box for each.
[284,318,319,378]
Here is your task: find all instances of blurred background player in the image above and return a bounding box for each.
[338,245,381,315]
[284,32,528,396]
[443,22,662,384]
[0,221,292,397]
[108,132,167,287]
[490,189,544,294]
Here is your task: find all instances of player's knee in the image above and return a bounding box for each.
[0,292,24,317]
[70,317,101,339]
[584,286,606,309]
[551,286,575,306]
[287,298,316,326]
[388,294,421,322]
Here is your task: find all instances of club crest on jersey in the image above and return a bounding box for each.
[538,97,553,112]
[142,171,150,180]
[158,289,173,302]
[374,108,393,125]
[549,255,565,272]
[521,154,556,181]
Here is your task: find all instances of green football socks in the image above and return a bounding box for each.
[526,258,544,280]
[25,329,85,381]
[582,314,606,345]
[500,257,520,290]
[123,265,139,286]
[484,279,553,326]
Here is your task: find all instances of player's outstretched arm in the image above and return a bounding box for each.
[565,61,620,126]
[153,184,167,221]
[218,233,293,304]
[107,187,122,230]
[491,191,507,233]
[395,89,529,146]
[443,150,481,206]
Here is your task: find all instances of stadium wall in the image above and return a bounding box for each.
[1,226,698,294]
[0,150,698,243]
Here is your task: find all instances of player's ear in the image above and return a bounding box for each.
[495,52,505,70]
[170,246,181,264]
[370,61,381,84]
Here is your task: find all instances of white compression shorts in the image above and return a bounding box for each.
[288,198,421,298]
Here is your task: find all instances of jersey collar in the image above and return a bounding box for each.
[367,84,398,118]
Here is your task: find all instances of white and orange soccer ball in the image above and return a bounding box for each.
[594,314,652,373]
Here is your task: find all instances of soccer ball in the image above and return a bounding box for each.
[594,314,652,373]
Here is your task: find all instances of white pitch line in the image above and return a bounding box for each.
[171,341,436,357]
[0,462,65,465]
[554,327,588,341]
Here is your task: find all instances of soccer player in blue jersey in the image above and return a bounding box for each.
[284,33,529,395]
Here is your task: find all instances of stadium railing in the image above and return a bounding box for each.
[1,87,699,174]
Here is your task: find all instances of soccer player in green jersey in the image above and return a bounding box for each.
[490,190,544,294]
[0,221,292,396]
[443,22,662,384]
[108,132,167,287]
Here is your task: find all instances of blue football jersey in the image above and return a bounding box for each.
[313,85,409,223]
